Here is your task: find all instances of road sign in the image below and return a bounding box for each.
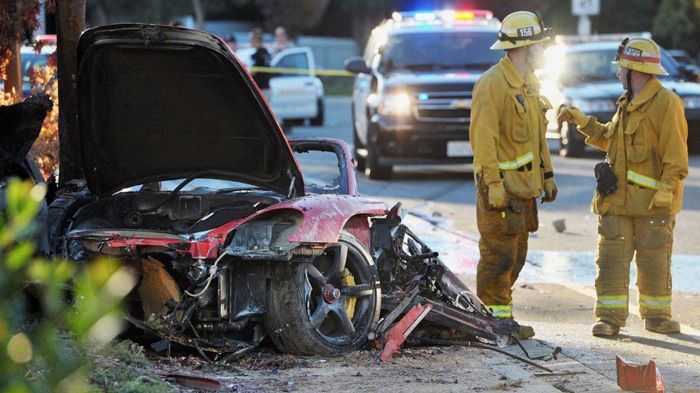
[572,0,600,16]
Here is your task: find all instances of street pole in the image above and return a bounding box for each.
[577,15,591,37]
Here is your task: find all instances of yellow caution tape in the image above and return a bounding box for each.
[251,66,355,77]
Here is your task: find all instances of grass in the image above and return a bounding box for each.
[89,340,175,393]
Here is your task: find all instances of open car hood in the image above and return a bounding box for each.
[75,24,303,196]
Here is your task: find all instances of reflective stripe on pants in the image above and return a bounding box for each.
[488,304,512,318]
[639,294,672,311]
[596,295,628,309]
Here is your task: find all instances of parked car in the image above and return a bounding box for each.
[541,41,700,156]
[0,35,57,97]
[666,49,700,81]
[236,46,324,127]
[344,10,503,179]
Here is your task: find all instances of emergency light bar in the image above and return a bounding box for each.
[392,10,496,24]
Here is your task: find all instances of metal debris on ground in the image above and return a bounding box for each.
[156,372,223,391]
[369,203,553,370]
[616,355,666,393]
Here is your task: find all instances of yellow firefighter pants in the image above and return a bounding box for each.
[595,215,675,326]
[476,187,538,319]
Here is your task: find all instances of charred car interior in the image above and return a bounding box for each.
[1,24,553,369]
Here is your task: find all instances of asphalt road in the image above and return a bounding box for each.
[287,96,700,390]
[291,96,700,257]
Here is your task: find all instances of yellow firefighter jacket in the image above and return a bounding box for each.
[470,56,554,199]
[578,77,688,216]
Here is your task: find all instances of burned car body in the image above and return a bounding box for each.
[1,24,519,359]
[44,24,387,356]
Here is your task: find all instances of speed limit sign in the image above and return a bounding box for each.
[572,0,600,15]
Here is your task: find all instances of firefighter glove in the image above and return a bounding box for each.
[557,106,588,127]
[542,177,557,203]
[648,184,674,210]
[488,181,507,210]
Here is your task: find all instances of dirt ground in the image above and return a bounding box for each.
[111,275,699,393]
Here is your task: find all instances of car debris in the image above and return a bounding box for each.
[616,355,666,393]
[378,303,432,361]
[155,372,223,391]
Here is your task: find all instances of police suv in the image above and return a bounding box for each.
[344,10,503,179]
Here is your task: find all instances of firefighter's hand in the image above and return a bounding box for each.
[488,181,507,210]
[542,178,558,203]
[557,106,588,127]
[648,185,674,210]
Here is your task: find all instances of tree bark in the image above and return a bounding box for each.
[55,0,86,185]
[4,39,22,101]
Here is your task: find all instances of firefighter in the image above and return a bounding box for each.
[558,37,688,336]
[469,11,557,339]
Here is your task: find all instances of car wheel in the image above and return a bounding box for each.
[365,124,392,180]
[559,122,584,157]
[264,231,381,356]
[310,98,324,126]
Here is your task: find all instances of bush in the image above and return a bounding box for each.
[0,179,139,392]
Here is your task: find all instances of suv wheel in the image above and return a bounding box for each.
[264,232,381,355]
[310,98,324,126]
[353,116,366,172]
[559,122,584,157]
[365,124,392,180]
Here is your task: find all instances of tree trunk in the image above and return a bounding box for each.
[4,39,22,101]
[56,0,86,185]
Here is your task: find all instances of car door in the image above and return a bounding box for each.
[269,48,318,120]
[352,54,376,146]
[289,138,357,196]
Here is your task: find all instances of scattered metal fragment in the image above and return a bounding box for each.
[379,303,432,361]
[553,219,566,233]
[415,337,553,373]
[512,339,561,361]
[156,372,222,391]
[616,355,666,393]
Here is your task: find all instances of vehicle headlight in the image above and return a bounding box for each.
[230,220,274,252]
[683,95,700,109]
[572,98,617,113]
[227,213,302,254]
[380,92,412,116]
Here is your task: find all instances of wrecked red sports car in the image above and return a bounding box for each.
[3,24,520,360]
[44,24,390,356]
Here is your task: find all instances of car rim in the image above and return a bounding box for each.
[304,242,375,346]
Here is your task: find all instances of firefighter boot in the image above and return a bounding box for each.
[645,318,681,334]
[591,321,620,336]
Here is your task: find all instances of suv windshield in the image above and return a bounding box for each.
[381,31,503,72]
[561,48,680,86]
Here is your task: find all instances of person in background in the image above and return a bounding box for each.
[249,28,271,97]
[224,34,238,53]
[272,26,293,56]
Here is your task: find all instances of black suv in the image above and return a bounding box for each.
[344,10,503,179]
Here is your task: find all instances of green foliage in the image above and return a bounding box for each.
[90,340,174,393]
[0,179,138,392]
[653,0,700,55]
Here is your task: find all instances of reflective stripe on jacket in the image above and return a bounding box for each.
[577,77,688,216]
[470,56,554,200]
